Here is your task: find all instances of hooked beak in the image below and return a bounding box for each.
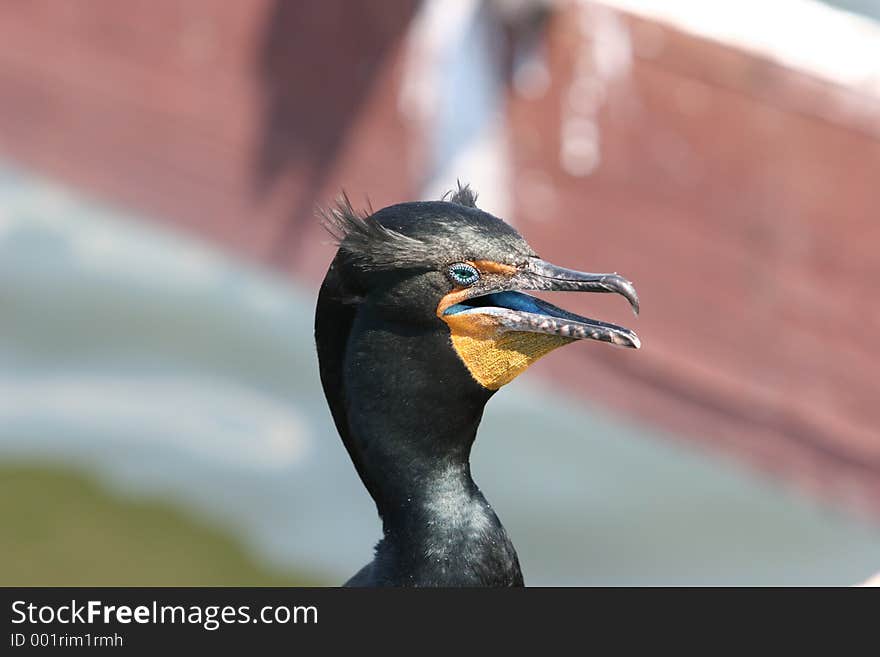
[442,257,641,350]
[521,259,639,316]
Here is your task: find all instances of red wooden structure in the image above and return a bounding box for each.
[1,0,877,518]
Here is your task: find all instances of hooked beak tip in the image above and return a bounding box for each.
[617,277,639,316]
[601,273,639,316]
[623,280,640,316]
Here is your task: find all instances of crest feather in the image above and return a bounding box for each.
[443,181,478,208]
[319,193,425,270]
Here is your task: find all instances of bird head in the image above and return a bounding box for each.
[320,185,639,391]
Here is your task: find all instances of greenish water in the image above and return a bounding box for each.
[0,463,322,586]
[1,161,879,585]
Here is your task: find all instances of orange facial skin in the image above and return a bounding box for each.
[469,260,516,276]
[435,260,573,390]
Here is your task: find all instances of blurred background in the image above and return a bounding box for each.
[1,0,879,585]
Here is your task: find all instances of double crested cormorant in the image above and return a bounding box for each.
[315,184,640,587]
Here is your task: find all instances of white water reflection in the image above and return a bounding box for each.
[0,374,308,469]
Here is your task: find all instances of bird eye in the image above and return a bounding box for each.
[447,262,480,287]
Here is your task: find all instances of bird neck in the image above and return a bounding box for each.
[349,400,523,586]
[375,461,523,587]
[336,309,522,585]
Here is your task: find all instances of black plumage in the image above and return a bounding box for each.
[315,185,639,586]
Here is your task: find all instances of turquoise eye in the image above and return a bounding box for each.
[448,262,480,287]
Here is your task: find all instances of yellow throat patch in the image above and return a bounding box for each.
[440,307,573,390]
[436,261,574,390]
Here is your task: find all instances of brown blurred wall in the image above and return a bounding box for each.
[509,6,880,518]
[0,1,878,518]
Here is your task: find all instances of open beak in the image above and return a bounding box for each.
[442,258,641,350]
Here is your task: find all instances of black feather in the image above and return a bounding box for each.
[319,192,427,270]
[317,183,531,274]
[443,180,479,208]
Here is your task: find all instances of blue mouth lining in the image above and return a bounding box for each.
[443,291,546,316]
